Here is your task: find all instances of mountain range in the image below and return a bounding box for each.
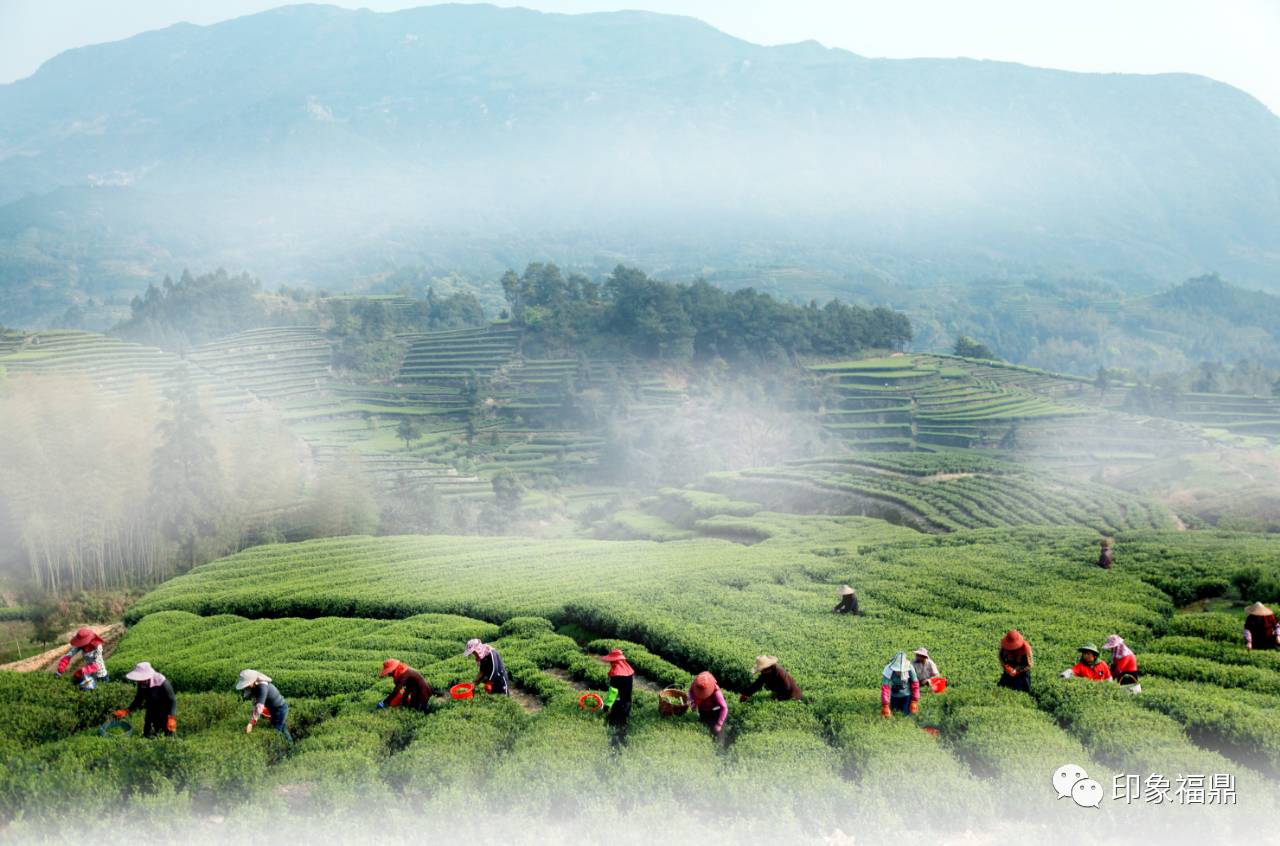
[1,3,1279,327]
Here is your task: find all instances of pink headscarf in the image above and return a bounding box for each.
[1102,634,1133,660]
[464,638,492,661]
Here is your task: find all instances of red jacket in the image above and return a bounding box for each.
[1072,661,1111,681]
[1110,652,1138,678]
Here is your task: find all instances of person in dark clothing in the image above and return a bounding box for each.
[236,669,292,742]
[833,585,863,615]
[1244,603,1279,651]
[1097,538,1114,570]
[115,662,176,738]
[740,656,803,702]
[377,659,434,712]
[598,649,634,748]
[464,639,509,695]
[997,629,1033,694]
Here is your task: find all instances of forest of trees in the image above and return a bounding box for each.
[113,269,281,350]
[326,290,484,377]
[500,263,912,362]
[0,369,304,592]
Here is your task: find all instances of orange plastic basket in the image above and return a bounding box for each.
[450,683,475,700]
[578,692,604,712]
[929,677,947,694]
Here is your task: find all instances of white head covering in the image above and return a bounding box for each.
[125,661,167,687]
[882,652,913,682]
[235,669,272,690]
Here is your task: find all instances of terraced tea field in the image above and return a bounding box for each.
[0,330,260,419]
[810,356,1088,451]
[6,519,1277,838]
[188,327,331,400]
[690,451,1175,535]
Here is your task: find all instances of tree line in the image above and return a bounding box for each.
[111,268,487,377]
[500,263,912,362]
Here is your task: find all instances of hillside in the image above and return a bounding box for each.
[2,4,1280,326]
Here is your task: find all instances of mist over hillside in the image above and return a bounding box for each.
[2,4,1280,322]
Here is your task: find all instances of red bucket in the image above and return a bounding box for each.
[450,683,475,700]
[929,677,947,694]
[578,692,604,712]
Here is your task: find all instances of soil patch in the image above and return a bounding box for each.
[0,623,124,672]
[509,684,544,713]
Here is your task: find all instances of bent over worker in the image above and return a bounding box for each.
[881,652,919,716]
[598,648,634,747]
[236,670,292,742]
[377,659,434,712]
[464,639,509,694]
[115,662,176,737]
[740,655,802,702]
[55,627,109,691]
[998,629,1033,694]
[689,671,728,742]
[1065,644,1111,681]
[1102,634,1139,682]
[911,648,939,687]
[833,585,863,616]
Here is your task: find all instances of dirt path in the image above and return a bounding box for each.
[0,623,124,672]
[508,685,544,713]
[922,472,976,482]
[548,666,667,696]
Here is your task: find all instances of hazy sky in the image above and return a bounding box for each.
[2,0,1278,113]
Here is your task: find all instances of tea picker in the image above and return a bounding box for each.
[236,669,292,742]
[689,671,728,741]
[1061,644,1111,681]
[376,658,434,713]
[1097,538,1114,570]
[1244,603,1279,651]
[597,648,634,747]
[114,662,177,737]
[464,638,510,695]
[740,655,802,702]
[55,627,109,691]
[833,585,863,616]
[880,652,919,717]
[911,650,942,691]
[997,629,1033,694]
[1102,634,1140,683]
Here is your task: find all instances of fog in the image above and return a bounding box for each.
[4,1,1280,301]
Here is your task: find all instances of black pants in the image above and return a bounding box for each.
[606,702,631,747]
[997,672,1031,694]
[143,709,173,738]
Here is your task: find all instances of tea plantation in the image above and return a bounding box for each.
[5,520,1278,838]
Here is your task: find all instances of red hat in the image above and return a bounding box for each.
[690,671,718,700]
[1000,630,1026,651]
[379,658,404,678]
[598,648,634,677]
[69,627,99,649]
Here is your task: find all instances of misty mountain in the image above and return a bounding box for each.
[2,2,1280,327]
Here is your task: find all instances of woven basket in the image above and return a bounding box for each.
[658,686,689,717]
